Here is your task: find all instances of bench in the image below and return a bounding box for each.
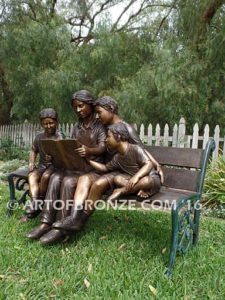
[7,138,215,276]
[7,168,30,216]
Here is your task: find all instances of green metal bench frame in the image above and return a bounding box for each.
[145,138,215,276]
[7,138,215,276]
[7,168,29,217]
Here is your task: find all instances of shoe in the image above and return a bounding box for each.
[53,209,89,232]
[39,229,69,245]
[25,199,43,218]
[26,224,51,240]
[26,210,41,219]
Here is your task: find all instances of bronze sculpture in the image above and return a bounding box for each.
[25,108,63,219]
[26,90,106,244]
[53,96,162,232]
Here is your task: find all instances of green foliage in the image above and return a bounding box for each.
[0,0,224,133]
[203,155,225,207]
[2,21,77,122]
[0,159,27,181]
[0,139,29,161]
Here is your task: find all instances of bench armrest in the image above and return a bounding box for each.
[198,138,215,195]
[172,193,200,211]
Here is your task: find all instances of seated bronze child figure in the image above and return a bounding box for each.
[25,108,63,219]
[53,122,161,232]
[89,122,161,201]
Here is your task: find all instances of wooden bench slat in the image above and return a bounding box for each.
[118,187,195,209]
[149,186,195,202]
[9,168,29,179]
[162,167,199,192]
[138,187,195,208]
[145,146,203,168]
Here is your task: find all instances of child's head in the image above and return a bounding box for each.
[107,123,130,149]
[39,108,58,135]
[95,96,118,125]
[71,90,95,119]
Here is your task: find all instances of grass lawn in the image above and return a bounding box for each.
[0,183,224,300]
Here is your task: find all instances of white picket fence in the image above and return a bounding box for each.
[0,118,224,161]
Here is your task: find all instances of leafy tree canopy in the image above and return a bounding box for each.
[0,0,224,134]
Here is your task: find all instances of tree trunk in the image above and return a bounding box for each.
[203,0,225,24]
[194,0,224,50]
[0,62,13,124]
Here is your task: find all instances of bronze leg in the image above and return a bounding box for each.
[58,175,79,220]
[108,175,154,201]
[73,174,93,207]
[85,177,110,213]
[53,177,110,231]
[39,169,53,198]
[41,171,64,224]
[28,170,41,200]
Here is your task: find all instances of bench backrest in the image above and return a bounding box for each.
[144,139,215,193]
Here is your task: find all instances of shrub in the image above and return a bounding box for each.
[203,155,225,208]
[0,139,29,161]
[0,159,28,181]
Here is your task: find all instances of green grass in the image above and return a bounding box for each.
[0,183,225,300]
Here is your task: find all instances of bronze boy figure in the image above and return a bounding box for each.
[53,122,161,232]
[102,123,161,201]
[25,108,63,219]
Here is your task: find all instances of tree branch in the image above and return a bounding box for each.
[154,0,178,38]
[49,0,57,19]
[195,0,225,46]
[112,1,175,33]
[69,0,178,45]
[0,0,6,20]
[202,0,225,24]
[70,0,118,45]
[111,0,136,32]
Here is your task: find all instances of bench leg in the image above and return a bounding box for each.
[18,190,30,206]
[7,175,16,217]
[193,204,201,246]
[165,208,179,277]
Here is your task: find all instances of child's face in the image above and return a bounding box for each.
[41,118,57,135]
[72,100,93,119]
[106,130,119,150]
[95,106,113,125]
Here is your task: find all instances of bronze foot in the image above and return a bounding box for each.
[25,202,42,219]
[53,210,89,232]
[26,224,51,240]
[137,189,151,198]
[39,229,69,245]
[107,188,125,201]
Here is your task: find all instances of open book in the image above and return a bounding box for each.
[40,139,92,171]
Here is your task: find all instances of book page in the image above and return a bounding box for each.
[40,139,91,171]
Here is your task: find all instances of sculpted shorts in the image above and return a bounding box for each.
[101,171,121,189]
[84,171,102,183]
[147,171,161,196]
[113,171,161,197]
[29,165,54,177]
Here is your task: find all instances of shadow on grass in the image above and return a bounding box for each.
[7,201,171,267]
[66,209,171,261]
